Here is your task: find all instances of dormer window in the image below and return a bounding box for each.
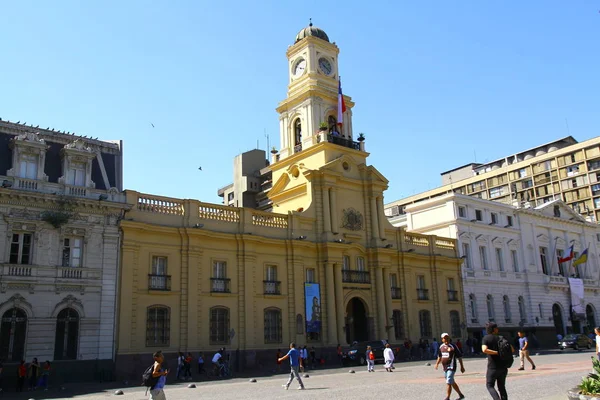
[7,132,48,183]
[67,162,86,186]
[19,154,38,179]
[59,139,96,190]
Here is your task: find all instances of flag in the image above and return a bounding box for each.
[558,245,574,263]
[573,248,588,267]
[337,78,346,127]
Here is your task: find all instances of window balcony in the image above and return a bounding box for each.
[447,290,459,302]
[326,134,360,151]
[342,270,370,284]
[148,274,171,291]
[263,280,281,295]
[417,288,429,300]
[391,286,402,299]
[211,278,231,293]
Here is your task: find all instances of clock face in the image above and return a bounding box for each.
[293,58,306,78]
[318,58,332,75]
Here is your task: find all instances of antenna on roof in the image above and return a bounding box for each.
[265,129,269,154]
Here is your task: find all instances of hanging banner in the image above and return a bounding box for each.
[568,277,586,319]
[305,283,321,333]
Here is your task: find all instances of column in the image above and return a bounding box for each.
[323,187,331,233]
[334,263,346,345]
[330,188,339,233]
[370,197,380,241]
[325,263,337,345]
[375,267,386,339]
[382,268,393,339]
[377,196,386,240]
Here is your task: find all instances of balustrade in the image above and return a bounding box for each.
[137,195,184,215]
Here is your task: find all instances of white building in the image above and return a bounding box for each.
[389,193,600,347]
[0,120,128,382]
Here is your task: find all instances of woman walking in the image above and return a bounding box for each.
[384,343,395,372]
[366,346,375,372]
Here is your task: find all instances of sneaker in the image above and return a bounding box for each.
[297,387,305,390]
[456,395,465,399]
[532,365,536,370]
[518,367,524,370]
[282,385,288,390]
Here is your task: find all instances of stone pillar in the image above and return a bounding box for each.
[330,189,339,233]
[377,196,386,240]
[370,197,380,241]
[375,267,386,339]
[382,268,393,340]
[325,263,337,345]
[323,187,331,233]
[334,263,346,345]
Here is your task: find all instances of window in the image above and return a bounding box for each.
[67,162,85,186]
[149,256,170,290]
[227,192,234,201]
[495,248,504,271]
[391,274,401,299]
[450,310,461,338]
[54,308,79,360]
[392,310,404,340]
[19,154,38,179]
[540,247,549,275]
[342,255,350,270]
[507,216,513,227]
[519,168,527,178]
[556,249,566,276]
[211,261,229,292]
[511,250,519,272]
[479,246,488,270]
[146,306,170,347]
[266,265,277,281]
[447,278,458,301]
[356,257,365,271]
[264,308,282,344]
[0,308,27,362]
[62,238,83,267]
[469,294,478,322]
[264,265,279,295]
[213,261,226,278]
[418,310,432,338]
[210,307,230,344]
[417,275,428,300]
[491,213,498,224]
[296,314,304,335]
[294,118,302,146]
[539,303,544,319]
[571,154,577,164]
[475,210,483,221]
[458,206,466,218]
[306,268,315,283]
[503,295,511,323]
[10,233,32,265]
[487,295,495,322]
[567,165,579,176]
[462,243,472,268]
[518,296,527,323]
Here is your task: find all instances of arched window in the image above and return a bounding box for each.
[264,308,282,344]
[518,296,527,323]
[450,310,461,338]
[210,307,230,344]
[294,119,302,147]
[392,310,404,340]
[419,310,432,338]
[0,308,27,361]
[54,308,79,360]
[503,295,512,323]
[296,314,304,335]
[487,295,495,322]
[328,115,337,134]
[469,294,478,322]
[146,306,170,347]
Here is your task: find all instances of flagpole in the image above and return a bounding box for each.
[550,237,559,276]
[584,242,591,280]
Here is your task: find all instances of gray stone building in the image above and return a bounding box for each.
[0,119,128,382]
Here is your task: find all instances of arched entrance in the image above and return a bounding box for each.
[553,303,565,337]
[345,297,368,344]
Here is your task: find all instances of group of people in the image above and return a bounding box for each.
[12,358,51,392]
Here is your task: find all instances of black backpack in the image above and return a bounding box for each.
[142,363,159,389]
[497,336,514,368]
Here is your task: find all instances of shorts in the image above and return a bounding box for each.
[444,369,456,384]
[149,388,166,400]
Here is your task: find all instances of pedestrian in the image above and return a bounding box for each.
[303,346,309,370]
[299,346,305,373]
[435,333,466,400]
[482,322,513,400]
[595,327,600,362]
[17,360,26,392]
[184,352,192,380]
[384,343,394,372]
[517,331,536,371]
[149,351,169,400]
[276,349,282,372]
[28,357,39,390]
[278,342,305,390]
[466,337,473,355]
[197,353,205,375]
[309,346,317,369]
[337,344,343,366]
[176,352,184,380]
[366,346,375,372]
[431,338,439,359]
[37,361,51,391]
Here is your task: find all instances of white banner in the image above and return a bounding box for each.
[568,277,586,317]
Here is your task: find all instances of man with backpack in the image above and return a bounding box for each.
[143,351,168,400]
[482,322,514,400]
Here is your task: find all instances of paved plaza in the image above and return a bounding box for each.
[6,351,596,400]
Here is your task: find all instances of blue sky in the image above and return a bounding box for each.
[1,1,598,204]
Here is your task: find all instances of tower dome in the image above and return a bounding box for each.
[295,21,329,43]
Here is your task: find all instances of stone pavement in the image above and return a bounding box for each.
[5,350,595,400]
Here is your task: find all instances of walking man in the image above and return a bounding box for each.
[517,331,536,370]
[278,343,305,390]
[482,322,513,400]
[435,333,466,400]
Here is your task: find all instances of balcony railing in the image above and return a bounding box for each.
[342,270,370,284]
[326,134,360,151]
[391,286,402,299]
[447,290,459,302]
[263,280,281,295]
[148,274,171,291]
[417,288,429,300]
[211,278,231,293]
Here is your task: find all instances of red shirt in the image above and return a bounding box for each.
[18,365,26,377]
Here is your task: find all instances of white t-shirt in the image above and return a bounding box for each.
[595,335,600,351]
[212,353,222,363]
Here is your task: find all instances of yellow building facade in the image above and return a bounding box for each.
[115,24,463,377]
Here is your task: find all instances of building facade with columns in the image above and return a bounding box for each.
[115,24,463,379]
[389,192,600,347]
[0,120,128,381]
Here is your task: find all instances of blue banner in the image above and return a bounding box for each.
[305,283,321,333]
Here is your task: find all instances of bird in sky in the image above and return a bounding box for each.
[151,123,155,128]
[198,166,202,171]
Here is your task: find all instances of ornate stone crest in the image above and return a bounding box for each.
[342,208,363,231]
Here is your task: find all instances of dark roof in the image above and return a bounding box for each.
[295,23,329,43]
[440,163,482,176]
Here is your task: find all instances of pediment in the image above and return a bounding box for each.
[533,200,587,223]
[475,234,488,243]
[491,237,503,245]
[507,238,521,247]
[536,234,550,243]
